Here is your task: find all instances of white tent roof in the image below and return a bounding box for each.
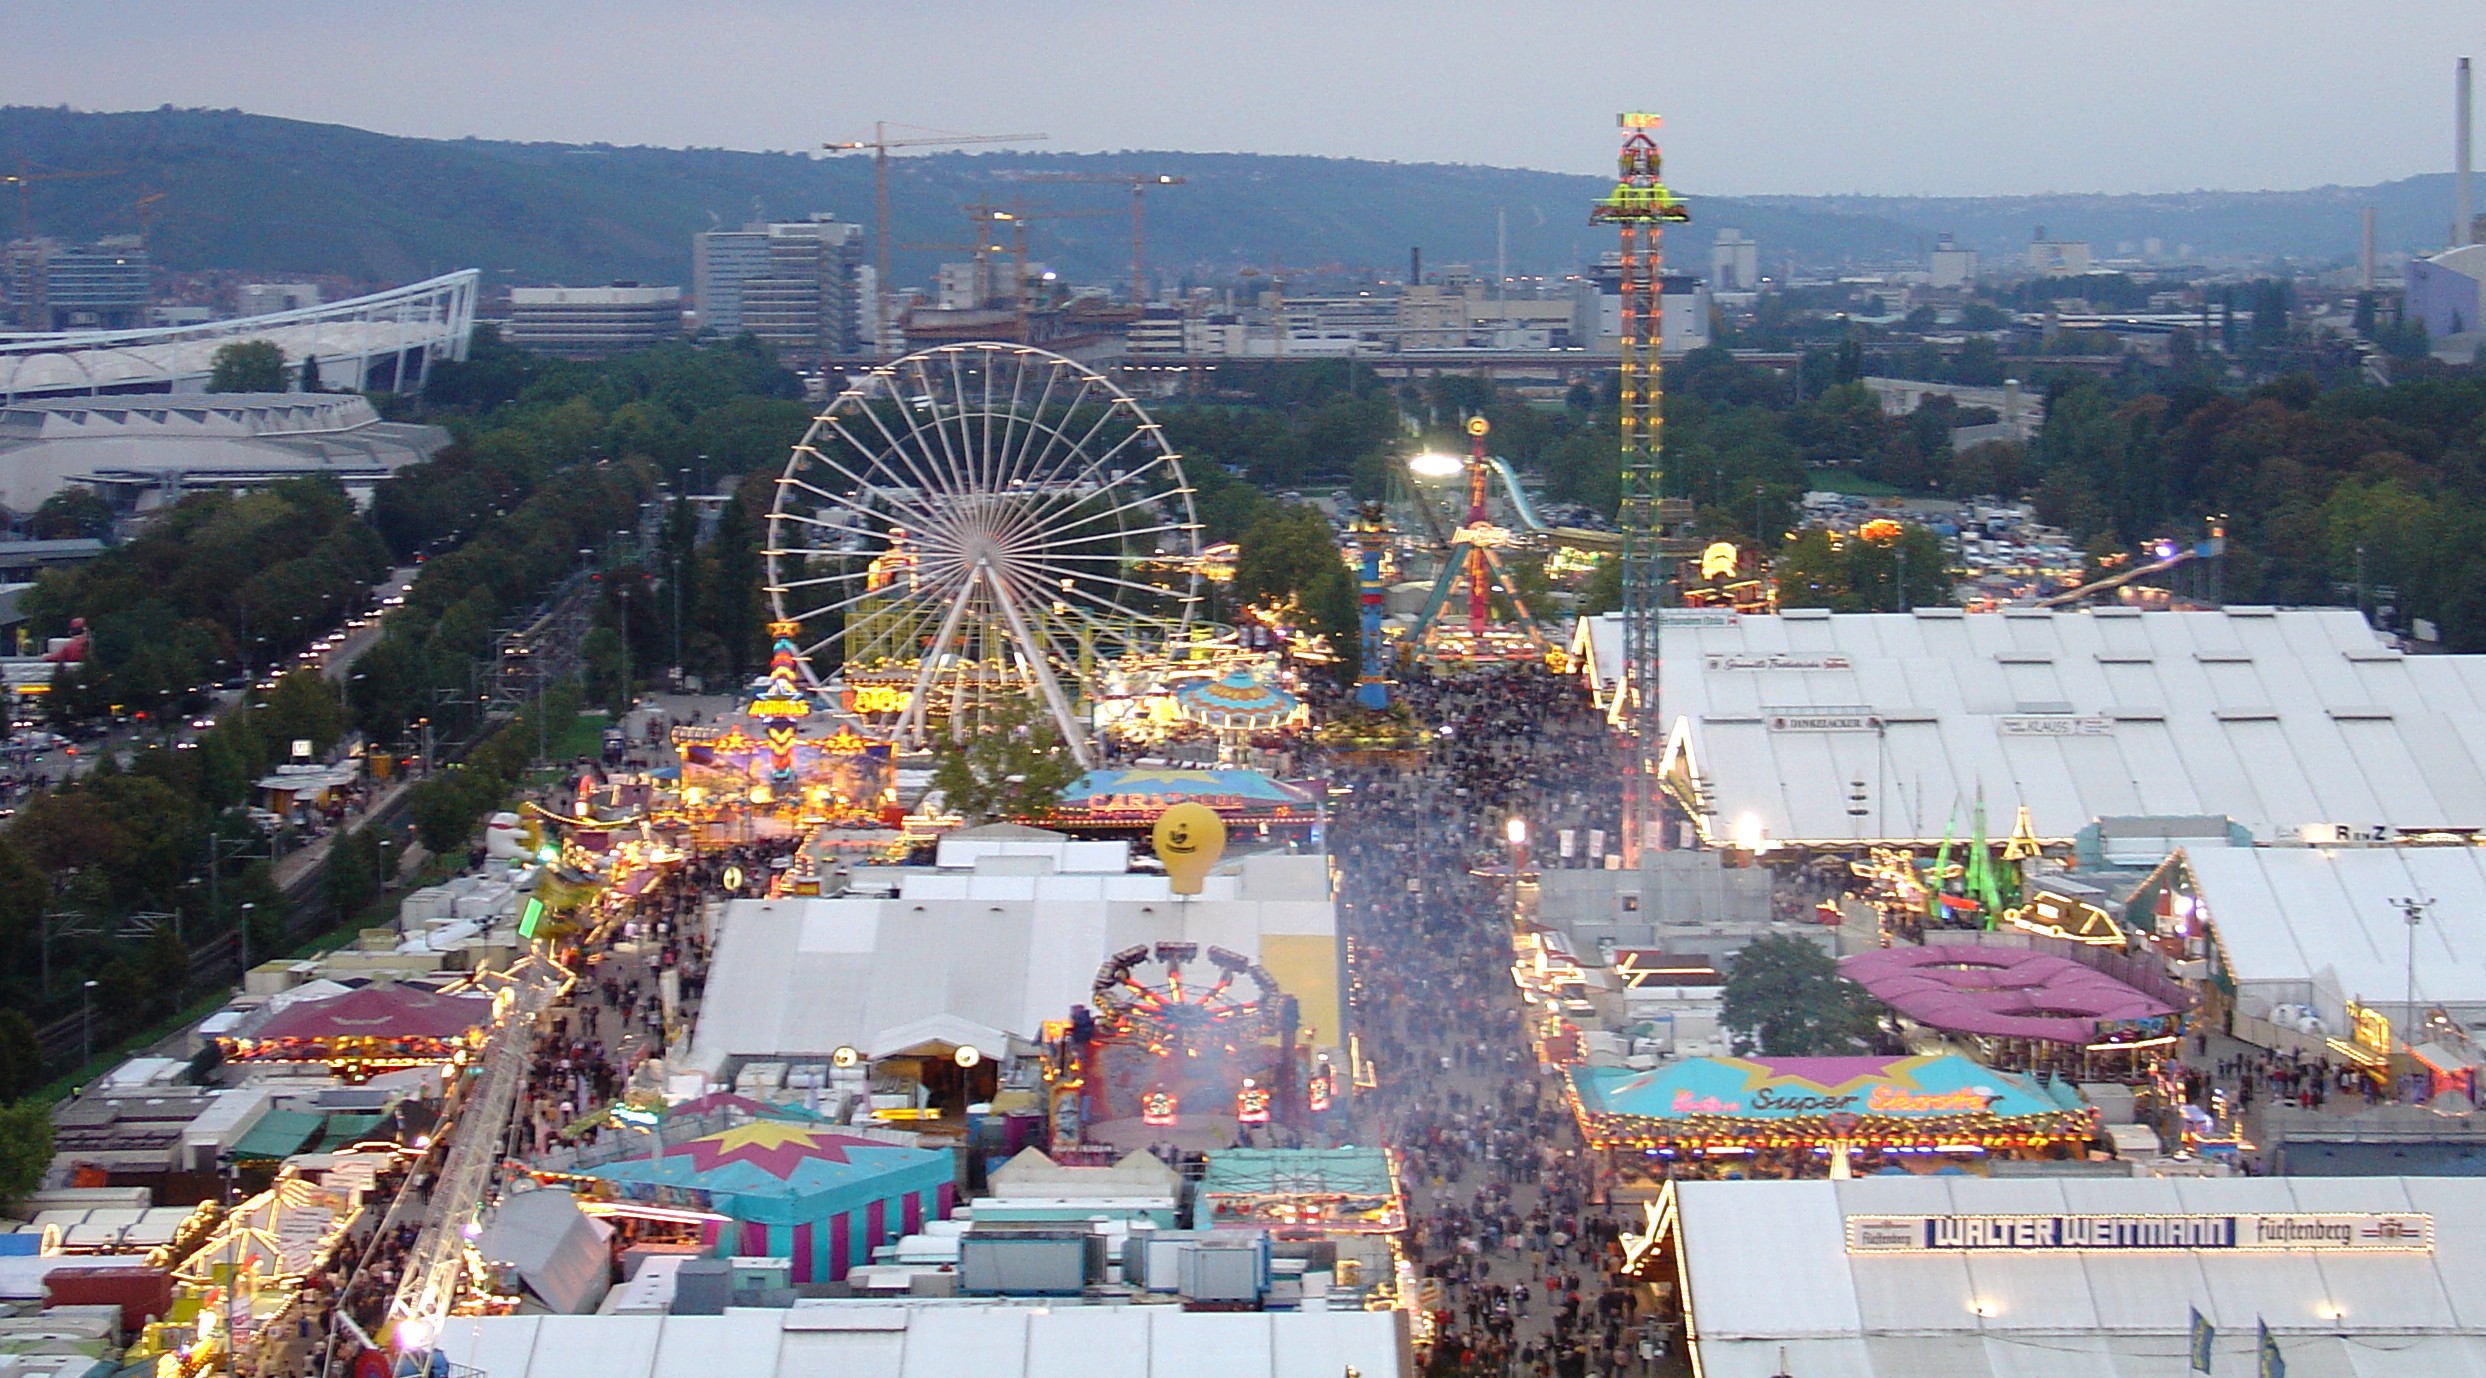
[1652,606,2486,844]
[434,1301,1405,1378]
[1675,1176,2486,1378]
[2187,846,2486,1011]
[686,850,1334,1076]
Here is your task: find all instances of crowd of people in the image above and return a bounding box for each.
[1329,665,1669,1378]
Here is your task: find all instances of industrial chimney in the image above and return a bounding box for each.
[2461,58,2474,247]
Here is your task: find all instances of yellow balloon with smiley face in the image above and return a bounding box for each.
[1151,801,1227,895]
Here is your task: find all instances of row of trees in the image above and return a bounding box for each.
[26,479,391,721]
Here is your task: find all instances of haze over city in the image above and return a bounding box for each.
[1,0,2473,196]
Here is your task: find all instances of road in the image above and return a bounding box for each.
[11,566,419,792]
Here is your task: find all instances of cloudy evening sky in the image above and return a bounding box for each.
[3,0,2473,197]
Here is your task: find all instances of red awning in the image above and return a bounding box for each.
[250,986,492,1043]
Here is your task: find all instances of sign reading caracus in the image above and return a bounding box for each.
[1846,1212,2433,1253]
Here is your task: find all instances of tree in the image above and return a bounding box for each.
[207,340,288,393]
[257,670,347,760]
[28,489,114,541]
[1720,934,1881,1056]
[929,699,1083,824]
[327,827,381,923]
[580,626,630,715]
[0,1101,51,1212]
[0,1013,39,1102]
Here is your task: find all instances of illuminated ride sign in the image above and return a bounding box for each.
[842,684,913,716]
[1846,1212,2433,1254]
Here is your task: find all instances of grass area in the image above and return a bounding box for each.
[1803,467,1904,497]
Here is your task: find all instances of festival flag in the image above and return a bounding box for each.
[2189,1306,2214,1373]
[1926,807,1957,923]
[2257,1318,2283,1378]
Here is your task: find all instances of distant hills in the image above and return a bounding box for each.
[0,106,2456,295]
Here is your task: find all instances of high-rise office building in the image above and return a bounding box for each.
[6,237,151,331]
[505,285,683,359]
[692,227,772,337]
[694,213,864,360]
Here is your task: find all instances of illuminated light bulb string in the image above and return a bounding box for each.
[1589,112,1690,865]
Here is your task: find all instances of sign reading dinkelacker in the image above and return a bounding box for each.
[1846,1213,2432,1254]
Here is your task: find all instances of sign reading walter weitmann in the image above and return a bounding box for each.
[1846,1213,2432,1253]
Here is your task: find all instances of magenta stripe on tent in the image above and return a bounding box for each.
[866,1198,886,1252]
[903,1190,923,1234]
[740,1220,768,1256]
[791,1220,815,1284]
[830,1213,851,1280]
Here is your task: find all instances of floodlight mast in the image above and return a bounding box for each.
[1589,112,1689,867]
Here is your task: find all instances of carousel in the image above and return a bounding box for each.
[1049,941,1332,1151]
[1171,667,1305,764]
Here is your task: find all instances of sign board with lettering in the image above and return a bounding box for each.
[1846,1212,2432,1254]
[1767,711,1882,733]
[1998,716,2115,737]
[1705,653,1853,672]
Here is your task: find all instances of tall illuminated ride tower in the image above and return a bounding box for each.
[1589,113,1689,865]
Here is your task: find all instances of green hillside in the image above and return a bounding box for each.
[0,106,2419,295]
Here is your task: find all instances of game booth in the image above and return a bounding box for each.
[1193,1148,1406,1235]
[1569,1054,2102,1179]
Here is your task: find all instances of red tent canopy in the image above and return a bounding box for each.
[251,986,493,1043]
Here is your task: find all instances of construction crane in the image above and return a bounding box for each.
[998,171,1185,305]
[970,200,1118,328]
[824,123,1046,355]
[2,162,122,330]
[132,190,167,246]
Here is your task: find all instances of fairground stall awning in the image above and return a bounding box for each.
[219,985,493,1069]
[1193,1147,1406,1233]
[571,1120,952,1283]
[1174,670,1303,731]
[1838,943,2178,1044]
[1049,767,1316,832]
[1569,1054,2095,1150]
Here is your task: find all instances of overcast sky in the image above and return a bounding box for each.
[4,0,2475,197]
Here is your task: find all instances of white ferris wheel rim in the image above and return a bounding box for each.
[762,343,1203,757]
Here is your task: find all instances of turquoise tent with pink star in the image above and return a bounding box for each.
[577,1117,954,1282]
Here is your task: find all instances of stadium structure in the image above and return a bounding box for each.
[0,270,479,402]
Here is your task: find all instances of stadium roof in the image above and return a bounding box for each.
[0,270,477,402]
[1671,1175,2486,1378]
[1645,607,2486,846]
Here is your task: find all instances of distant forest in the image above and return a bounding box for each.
[0,106,2442,293]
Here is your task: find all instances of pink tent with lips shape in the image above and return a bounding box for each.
[1838,943,2176,1044]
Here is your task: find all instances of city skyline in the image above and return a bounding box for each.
[3,0,2477,199]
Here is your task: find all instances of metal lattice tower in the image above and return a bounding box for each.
[1589,113,1688,865]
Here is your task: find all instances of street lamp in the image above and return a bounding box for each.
[79,979,97,1065]
[2395,894,2433,1064]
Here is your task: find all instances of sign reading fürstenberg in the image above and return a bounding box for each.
[1845,1213,2432,1254]
[1704,653,1852,672]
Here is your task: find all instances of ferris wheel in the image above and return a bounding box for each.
[764,343,1202,765]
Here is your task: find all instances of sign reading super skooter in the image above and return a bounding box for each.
[1846,1212,2433,1254]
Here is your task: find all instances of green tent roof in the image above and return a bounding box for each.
[230,1109,323,1162]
